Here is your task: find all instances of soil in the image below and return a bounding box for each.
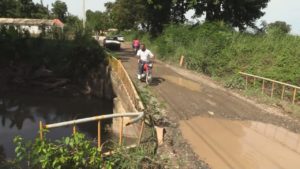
[114,43,300,169]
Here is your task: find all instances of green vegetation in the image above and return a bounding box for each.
[0,26,107,81]
[127,22,300,87]
[11,131,161,169]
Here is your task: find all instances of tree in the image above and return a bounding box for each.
[0,0,50,18]
[17,0,36,18]
[105,0,145,30]
[51,0,67,21]
[171,0,190,23]
[144,0,173,36]
[0,0,18,17]
[86,10,110,33]
[267,21,291,34]
[190,0,270,30]
[105,0,175,36]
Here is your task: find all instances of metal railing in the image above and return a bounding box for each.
[39,56,146,152]
[239,72,299,104]
[39,112,145,149]
[110,56,144,111]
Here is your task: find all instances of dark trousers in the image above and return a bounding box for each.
[138,61,148,74]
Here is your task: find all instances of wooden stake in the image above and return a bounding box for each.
[39,121,43,140]
[179,55,185,67]
[292,88,297,104]
[98,120,101,148]
[281,85,285,100]
[254,77,256,86]
[271,82,275,98]
[138,120,145,146]
[119,117,123,145]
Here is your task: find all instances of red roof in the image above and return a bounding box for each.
[53,19,64,27]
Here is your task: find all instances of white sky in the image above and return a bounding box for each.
[34,0,300,34]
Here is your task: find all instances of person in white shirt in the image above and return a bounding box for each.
[136,44,155,79]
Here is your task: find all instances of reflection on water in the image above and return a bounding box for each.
[0,93,113,160]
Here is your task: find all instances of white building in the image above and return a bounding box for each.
[0,18,64,35]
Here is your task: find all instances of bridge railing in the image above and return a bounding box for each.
[110,56,144,111]
[39,56,146,153]
[39,112,145,151]
[239,72,299,104]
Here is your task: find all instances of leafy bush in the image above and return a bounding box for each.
[14,133,104,169]
[13,132,161,169]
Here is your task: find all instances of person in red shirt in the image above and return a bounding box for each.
[132,39,140,54]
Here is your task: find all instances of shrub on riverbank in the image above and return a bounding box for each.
[125,22,300,87]
[13,132,161,169]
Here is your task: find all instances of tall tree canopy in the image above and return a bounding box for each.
[105,0,270,35]
[86,10,112,33]
[0,0,49,18]
[51,0,68,21]
[190,0,270,30]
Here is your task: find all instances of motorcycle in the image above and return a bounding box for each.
[138,62,153,85]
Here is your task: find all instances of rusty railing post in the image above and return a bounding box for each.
[73,125,76,134]
[271,82,275,98]
[119,117,124,145]
[253,77,256,86]
[262,80,265,94]
[292,88,297,104]
[98,120,101,149]
[137,119,145,146]
[245,76,248,89]
[39,121,43,140]
[281,85,285,100]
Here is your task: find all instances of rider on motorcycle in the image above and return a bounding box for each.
[136,44,155,80]
[132,39,140,54]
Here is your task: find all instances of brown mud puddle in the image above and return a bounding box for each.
[163,75,202,92]
[180,117,300,169]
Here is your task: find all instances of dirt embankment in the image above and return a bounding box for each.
[0,63,113,99]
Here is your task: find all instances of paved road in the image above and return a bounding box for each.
[117,44,300,169]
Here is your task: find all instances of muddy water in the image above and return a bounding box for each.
[180,117,300,169]
[163,75,202,92]
[0,93,113,160]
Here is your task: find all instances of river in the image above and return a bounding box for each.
[0,92,113,160]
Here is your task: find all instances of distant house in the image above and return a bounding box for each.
[0,18,64,35]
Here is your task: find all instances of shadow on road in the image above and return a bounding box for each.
[150,77,165,86]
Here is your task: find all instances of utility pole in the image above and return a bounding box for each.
[82,0,86,29]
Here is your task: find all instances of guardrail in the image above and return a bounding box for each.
[39,112,145,150]
[39,56,146,153]
[239,72,299,104]
[110,56,144,111]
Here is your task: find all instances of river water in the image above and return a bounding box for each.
[0,92,113,160]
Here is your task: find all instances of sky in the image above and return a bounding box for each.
[34,0,300,34]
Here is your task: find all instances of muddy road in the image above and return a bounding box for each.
[116,44,300,169]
